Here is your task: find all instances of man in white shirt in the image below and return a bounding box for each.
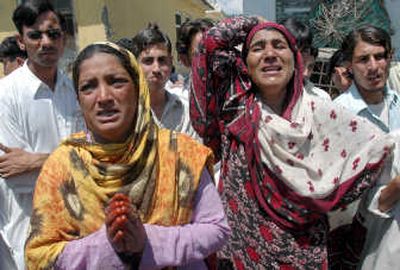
[333,25,400,269]
[0,2,81,269]
[131,24,198,139]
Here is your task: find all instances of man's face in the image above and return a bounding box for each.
[138,43,172,92]
[17,10,65,70]
[351,40,389,100]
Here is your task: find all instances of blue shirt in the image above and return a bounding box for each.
[334,83,400,133]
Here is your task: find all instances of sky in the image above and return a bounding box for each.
[215,0,243,15]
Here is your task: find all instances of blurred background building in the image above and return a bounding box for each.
[0,0,224,76]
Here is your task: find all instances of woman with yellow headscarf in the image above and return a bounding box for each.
[24,42,230,269]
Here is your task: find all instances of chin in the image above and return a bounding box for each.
[94,130,128,143]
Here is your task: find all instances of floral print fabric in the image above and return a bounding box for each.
[190,16,394,269]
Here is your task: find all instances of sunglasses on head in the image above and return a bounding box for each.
[26,28,63,41]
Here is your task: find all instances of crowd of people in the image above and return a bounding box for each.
[1,1,400,270]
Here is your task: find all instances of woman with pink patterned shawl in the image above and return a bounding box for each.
[190,16,394,269]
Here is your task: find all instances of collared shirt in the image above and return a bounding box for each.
[0,62,81,270]
[387,61,400,95]
[152,90,199,140]
[335,84,400,269]
[334,83,400,133]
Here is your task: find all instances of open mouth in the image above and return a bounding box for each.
[97,109,119,121]
[367,74,382,83]
[367,74,381,81]
[261,65,282,74]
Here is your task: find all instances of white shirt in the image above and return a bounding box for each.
[152,91,199,140]
[0,63,81,270]
[358,130,400,270]
[165,74,190,103]
[305,81,332,100]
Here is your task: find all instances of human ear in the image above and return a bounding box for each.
[16,34,25,51]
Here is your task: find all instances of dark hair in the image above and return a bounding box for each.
[341,25,392,61]
[116,37,133,52]
[0,36,27,61]
[72,44,139,93]
[176,18,214,56]
[281,17,313,53]
[12,0,66,34]
[327,49,350,78]
[131,23,172,58]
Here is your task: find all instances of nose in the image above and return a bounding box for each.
[40,33,53,47]
[262,47,278,63]
[98,83,114,106]
[368,57,378,70]
[151,60,162,73]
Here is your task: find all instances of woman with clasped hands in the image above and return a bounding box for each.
[25,42,230,270]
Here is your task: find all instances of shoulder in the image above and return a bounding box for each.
[386,88,400,99]
[167,91,187,108]
[334,89,353,104]
[0,66,40,99]
[38,144,75,188]
[306,83,331,100]
[177,132,210,153]
[159,129,213,161]
[0,68,22,91]
[57,71,76,93]
[46,144,74,164]
[0,69,27,110]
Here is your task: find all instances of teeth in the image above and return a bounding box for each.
[368,75,379,80]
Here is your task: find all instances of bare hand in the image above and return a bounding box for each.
[0,144,47,178]
[379,175,400,212]
[106,193,146,255]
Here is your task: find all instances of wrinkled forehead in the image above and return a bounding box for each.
[246,22,296,50]
[248,28,289,45]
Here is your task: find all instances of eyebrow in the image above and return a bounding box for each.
[354,51,386,59]
[249,39,266,48]
[250,38,287,47]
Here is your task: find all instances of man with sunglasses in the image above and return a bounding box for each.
[0,2,80,269]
